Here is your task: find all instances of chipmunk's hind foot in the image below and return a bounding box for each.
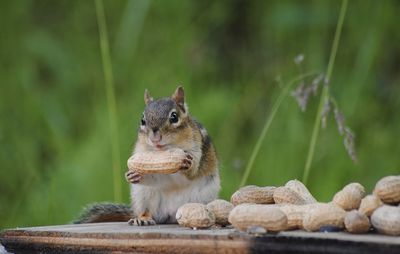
[128,212,156,226]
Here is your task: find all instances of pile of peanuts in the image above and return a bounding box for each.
[176,176,400,236]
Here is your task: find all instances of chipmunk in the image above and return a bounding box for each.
[74,86,220,225]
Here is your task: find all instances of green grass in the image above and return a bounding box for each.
[240,71,321,187]
[95,0,122,203]
[302,0,348,185]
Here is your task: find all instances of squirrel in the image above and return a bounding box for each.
[74,86,220,225]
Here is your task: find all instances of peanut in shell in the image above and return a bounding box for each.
[285,179,317,204]
[230,185,275,206]
[373,175,400,205]
[273,187,309,205]
[358,195,383,217]
[302,203,346,232]
[176,203,215,229]
[127,148,187,174]
[332,183,365,211]
[371,205,400,236]
[344,210,371,234]
[228,204,288,232]
[206,199,234,226]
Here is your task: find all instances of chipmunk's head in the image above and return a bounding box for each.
[139,86,191,149]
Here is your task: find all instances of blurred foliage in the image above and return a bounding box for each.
[1,0,399,229]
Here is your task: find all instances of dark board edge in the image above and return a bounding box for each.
[1,234,249,254]
[249,233,400,254]
[1,224,400,254]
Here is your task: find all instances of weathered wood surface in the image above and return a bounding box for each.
[1,222,399,254]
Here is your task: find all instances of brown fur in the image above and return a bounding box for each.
[139,211,153,221]
[137,87,218,182]
[73,203,132,224]
[180,118,218,180]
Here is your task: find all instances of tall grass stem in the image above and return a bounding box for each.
[302,0,348,185]
[95,0,122,202]
[240,71,320,187]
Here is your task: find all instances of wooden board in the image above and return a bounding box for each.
[1,223,399,254]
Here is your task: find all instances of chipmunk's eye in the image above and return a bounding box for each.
[169,112,179,124]
[141,116,146,126]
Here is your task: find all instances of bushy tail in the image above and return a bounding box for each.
[73,202,133,224]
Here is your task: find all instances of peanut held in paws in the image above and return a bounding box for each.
[127,148,188,174]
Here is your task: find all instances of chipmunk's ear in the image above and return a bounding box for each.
[172,86,187,113]
[144,89,153,105]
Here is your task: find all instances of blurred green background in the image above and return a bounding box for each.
[1,0,399,229]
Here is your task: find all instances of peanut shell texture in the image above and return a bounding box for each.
[176,203,215,229]
[228,204,288,232]
[373,175,400,205]
[273,187,309,205]
[344,210,371,234]
[285,179,317,204]
[206,199,234,226]
[230,185,275,206]
[127,148,187,174]
[332,183,365,211]
[371,205,400,236]
[302,203,346,232]
[358,195,383,217]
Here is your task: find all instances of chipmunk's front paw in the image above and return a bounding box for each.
[128,217,156,226]
[180,153,193,171]
[125,170,142,184]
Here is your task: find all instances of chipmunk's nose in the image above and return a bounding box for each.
[150,128,162,142]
